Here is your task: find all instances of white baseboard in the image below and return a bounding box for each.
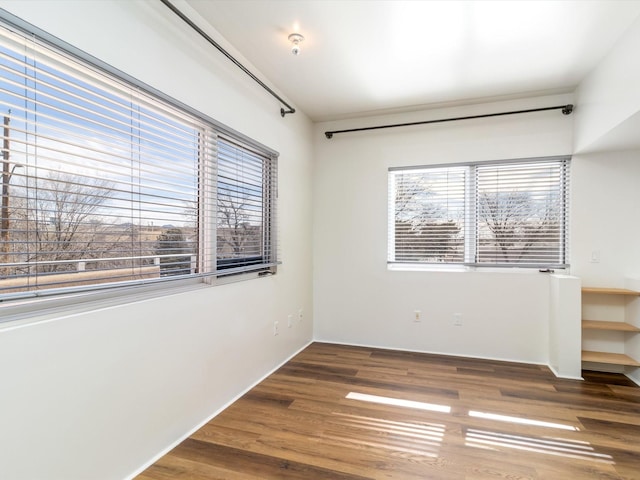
[625,372,640,387]
[548,364,584,381]
[314,338,549,369]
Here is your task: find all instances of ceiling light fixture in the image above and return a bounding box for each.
[288,33,304,55]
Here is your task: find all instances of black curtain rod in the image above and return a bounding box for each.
[159,0,295,117]
[324,104,574,139]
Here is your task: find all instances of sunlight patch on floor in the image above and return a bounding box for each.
[465,429,614,464]
[329,412,446,457]
[346,392,451,413]
[469,410,578,431]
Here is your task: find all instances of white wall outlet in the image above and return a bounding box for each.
[287,314,293,328]
[590,250,601,263]
[414,310,421,322]
[453,313,463,326]
[274,321,279,336]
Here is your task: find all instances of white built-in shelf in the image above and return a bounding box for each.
[582,350,640,367]
[581,286,640,369]
[581,287,640,296]
[582,320,640,332]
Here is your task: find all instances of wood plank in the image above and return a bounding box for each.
[582,350,640,367]
[138,343,640,480]
[171,439,373,480]
[582,287,640,296]
[582,320,640,332]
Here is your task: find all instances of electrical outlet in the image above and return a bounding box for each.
[414,310,421,322]
[287,314,293,328]
[590,250,601,263]
[274,321,279,336]
[453,313,463,326]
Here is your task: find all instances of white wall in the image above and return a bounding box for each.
[0,1,313,479]
[574,14,640,153]
[571,3,640,286]
[570,150,640,287]
[313,94,573,365]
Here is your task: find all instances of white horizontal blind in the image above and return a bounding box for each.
[0,21,276,300]
[217,137,277,274]
[389,157,569,268]
[390,166,466,263]
[475,159,569,267]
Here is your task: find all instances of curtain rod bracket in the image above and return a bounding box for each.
[324,104,574,139]
[281,107,296,117]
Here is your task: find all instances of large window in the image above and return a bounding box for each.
[0,20,277,302]
[389,157,570,268]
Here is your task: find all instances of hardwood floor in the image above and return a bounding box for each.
[137,343,640,480]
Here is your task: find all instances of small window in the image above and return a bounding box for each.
[389,157,570,268]
[216,138,277,274]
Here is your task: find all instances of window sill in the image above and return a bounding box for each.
[387,263,569,275]
[0,269,273,330]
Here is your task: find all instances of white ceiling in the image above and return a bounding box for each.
[185,0,640,121]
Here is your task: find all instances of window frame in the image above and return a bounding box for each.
[388,156,571,271]
[0,11,278,317]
